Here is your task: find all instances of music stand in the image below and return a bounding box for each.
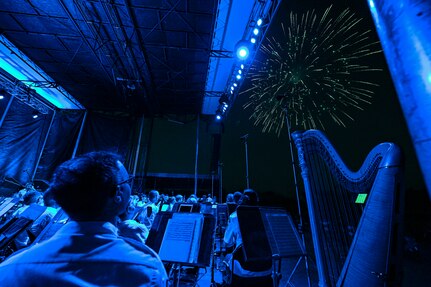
[146,212,216,286]
[237,206,310,287]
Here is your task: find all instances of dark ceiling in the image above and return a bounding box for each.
[0,0,218,115]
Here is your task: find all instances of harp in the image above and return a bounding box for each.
[292,130,404,287]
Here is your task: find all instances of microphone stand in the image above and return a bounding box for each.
[283,108,311,287]
[240,134,250,189]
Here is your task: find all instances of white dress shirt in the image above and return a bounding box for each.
[0,221,167,286]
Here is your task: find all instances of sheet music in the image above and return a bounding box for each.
[261,209,305,257]
[158,213,203,263]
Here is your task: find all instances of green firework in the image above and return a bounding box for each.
[243,6,381,135]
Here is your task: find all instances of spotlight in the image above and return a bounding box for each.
[233,83,238,87]
[231,86,234,91]
[250,38,256,44]
[215,108,223,121]
[235,40,251,61]
[238,70,242,75]
[257,19,263,26]
[253,28,259,35]
[236,74,242,80]
[0,95,4,100]
[32,111,39,119]
[240,64,244,69]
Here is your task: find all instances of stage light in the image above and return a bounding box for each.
[230,90,233,94]
[32,111,39,119]
[253,28,259,35]
[0,95,4,100]
[240,64,244,69]
[231,86,234,90]
[235,40,251,61]
[237,47,249,59]
[238,70,242,75]
[251,38,256,44]
[233,83,238,87]
[236,74,242,80]
[257,19,263,26]
[215,114,222,120]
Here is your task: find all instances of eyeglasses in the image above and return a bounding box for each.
[117,175,135,186]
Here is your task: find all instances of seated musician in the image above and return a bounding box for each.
[0,151,167,286]
[117,195,150,244]
[12,190,58,249]
[223,189,272,286]
[135,189,160,229]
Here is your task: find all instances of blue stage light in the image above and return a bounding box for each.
[231,86,234,90]
[233,83,238,87]
[216,114,222,120]
[257,19,263,26]
[240,64,244,69]
[251,38,256,44]
[235,40,251,60]
[238,70,242,75]
[0,95,4,100]
[253,28,259,35]
[236,74,242,80]
[237,47,249,59]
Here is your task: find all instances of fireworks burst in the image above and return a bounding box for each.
[243,6,381,135]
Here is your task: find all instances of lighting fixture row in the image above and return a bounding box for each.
[215,18,264,121]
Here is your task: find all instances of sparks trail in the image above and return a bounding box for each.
[243,6,381,135]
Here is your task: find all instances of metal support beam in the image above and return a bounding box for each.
[32,110,56,180]
[194,114,200,195]
[72,110,88,158]
[0,94,15,130]
[367,0,431,197]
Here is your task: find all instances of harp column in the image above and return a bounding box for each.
[367,0,431,198]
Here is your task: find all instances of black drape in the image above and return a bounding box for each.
[77,111,134,160]
[34,109,85,180]
[0,99,53,188]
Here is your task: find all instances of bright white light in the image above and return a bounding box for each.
[253,28,259,35]
[230,90,233,94]
[231,86,234,90]
[236,75,241,80]
[32,114,38,119]
[257,19,263,26]
[251,38,256,44]
[233,83,238,87]
[0,95,4,100]
[216,115,222,120]
[368,0,375,9]
[238,48,247,58]
[238,70,242,75]
[240,64,244,69]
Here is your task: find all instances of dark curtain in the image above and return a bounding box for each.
[77,111,134,160]
[34,110,85,180]
[0,98,53,189]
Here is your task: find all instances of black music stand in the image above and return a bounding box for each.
[146,212,216,286]
[237,206,310,287]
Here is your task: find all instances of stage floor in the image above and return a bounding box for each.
[168,255,319,287]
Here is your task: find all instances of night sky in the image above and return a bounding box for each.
[144,0,428,218]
